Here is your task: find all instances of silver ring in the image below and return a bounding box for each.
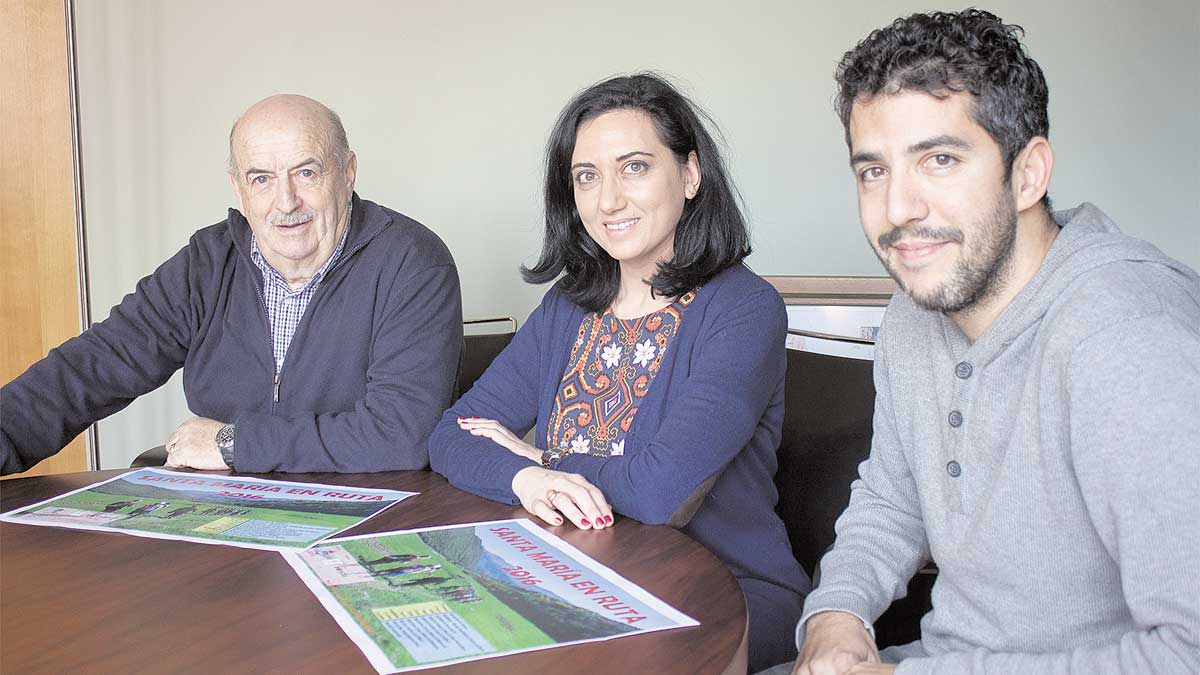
[546,489,559,504]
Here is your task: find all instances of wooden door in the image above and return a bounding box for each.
[1,0,91,476]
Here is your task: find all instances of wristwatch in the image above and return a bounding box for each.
[540,446,569,469]
[215,423,236,469]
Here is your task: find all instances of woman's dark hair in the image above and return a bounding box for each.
[521,73,751,312]
[835,9,1050,178]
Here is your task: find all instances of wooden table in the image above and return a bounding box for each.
[1,469,748,674]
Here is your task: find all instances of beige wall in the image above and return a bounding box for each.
[74,0,1200,468]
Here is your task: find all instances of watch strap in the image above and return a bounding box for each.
[540,446,569,469]
[215,423,236,469]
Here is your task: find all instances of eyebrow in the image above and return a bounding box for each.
[849,135,973,167]
[616,151,654,162]
[849,150,882,167]
[243,158,321,180]
[570,151,655,172]
[907,135,972,154]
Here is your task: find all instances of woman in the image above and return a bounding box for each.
[428,73,810,670]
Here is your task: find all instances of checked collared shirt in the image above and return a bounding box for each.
[250,216,350,373]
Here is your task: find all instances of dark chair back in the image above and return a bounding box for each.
[775,344,876,578]
[456,317,517,400]
[774,330,934,649]
[130,444,167,468]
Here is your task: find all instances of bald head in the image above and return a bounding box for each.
[225,94,358,287]
[227,94,350,175]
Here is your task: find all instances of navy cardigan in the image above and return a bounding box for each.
[1,195,462,474]
[429,264,810,649]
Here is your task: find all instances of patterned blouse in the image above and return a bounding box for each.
[546,291,696,458]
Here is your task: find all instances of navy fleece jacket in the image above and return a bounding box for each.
[1,195,461,474]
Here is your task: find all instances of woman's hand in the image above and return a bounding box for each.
[512,466,614,530]
[457,417,540,462]
[458,417,614,530]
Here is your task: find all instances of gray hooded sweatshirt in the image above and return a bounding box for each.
[799,203,1200,674]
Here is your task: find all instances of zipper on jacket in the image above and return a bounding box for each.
[264,245,357,411]
[245,263,282,411]
[267,220,374,403]
[233,199,388,413]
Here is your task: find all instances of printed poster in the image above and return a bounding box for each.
[282,518,698,673]
[0,468,414,550]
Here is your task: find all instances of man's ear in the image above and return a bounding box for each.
[1011,136,1053,212]
[343,151,358,194]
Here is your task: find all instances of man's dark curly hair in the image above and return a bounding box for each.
[835,9,1050,174]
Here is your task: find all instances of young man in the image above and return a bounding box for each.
[789,10,1199,675]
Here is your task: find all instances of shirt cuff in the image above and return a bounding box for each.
[794,605,876,652]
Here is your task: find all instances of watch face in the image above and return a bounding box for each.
[541,447,566,468]
[216,424,235,448]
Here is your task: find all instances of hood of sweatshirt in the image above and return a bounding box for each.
[937,202,1200,367]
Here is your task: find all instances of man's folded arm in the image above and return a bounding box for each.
[892,630,1197,675]
[1,246,196,474]
[232,262,463,473]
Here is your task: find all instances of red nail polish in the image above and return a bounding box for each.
[580,518,590,526]
[604,515,613,524]
[554,517,563,525]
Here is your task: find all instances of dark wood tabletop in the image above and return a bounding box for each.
[1,469,748,674]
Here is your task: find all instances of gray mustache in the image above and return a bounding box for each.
[269,211,315,226]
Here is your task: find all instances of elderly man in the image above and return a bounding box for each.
[1,95,461,475]
[778,9,1200,675]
